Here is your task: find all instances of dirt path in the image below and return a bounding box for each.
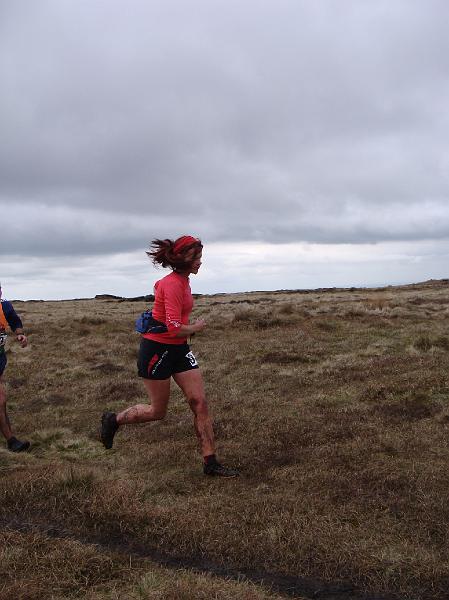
[1,516,399,600]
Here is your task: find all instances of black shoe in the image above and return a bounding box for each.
[203,461,239,477]
[100,411,119,449]
[7,437,31,453]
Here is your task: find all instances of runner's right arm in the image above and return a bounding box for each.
[173,319,206,337]
[162,279,206,338]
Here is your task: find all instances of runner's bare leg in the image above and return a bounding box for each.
[116,378,171,424]
[174,369,215,457]
[0,377,13,440]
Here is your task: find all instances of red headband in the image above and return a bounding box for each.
[173,236,200,254]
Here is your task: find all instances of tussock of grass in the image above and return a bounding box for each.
[413,334,449,352]
[122,568,287,600]
[315,319,339,332]
[260,351,315,365]
[100,379,141,403]
[372,390,442,422]
[78,316,109,326]
[278,302,296,314]
[233,308,286,329]
[0,530,120,599]
[90,361,126,373]
[30,429,104,460]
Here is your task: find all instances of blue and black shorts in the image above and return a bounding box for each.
[137,339,199,380]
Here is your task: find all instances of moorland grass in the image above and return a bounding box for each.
[1,281,449,599]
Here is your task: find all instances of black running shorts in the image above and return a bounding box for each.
[137,339,199,380]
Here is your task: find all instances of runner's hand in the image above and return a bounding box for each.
[192,319,206,332]
[16,334,28,348]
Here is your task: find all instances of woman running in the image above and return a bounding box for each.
[100,236,238,477]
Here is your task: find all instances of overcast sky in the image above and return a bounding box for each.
[1,0,448,299]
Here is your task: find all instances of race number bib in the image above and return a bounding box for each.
[0,333,7,348]
[185,351,198,367]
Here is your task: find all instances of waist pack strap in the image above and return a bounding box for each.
[135,310,168,334]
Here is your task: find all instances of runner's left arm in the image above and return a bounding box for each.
[3,302,27,347]
[2,301,23,332]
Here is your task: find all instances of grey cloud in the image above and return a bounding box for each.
[1,0,449,257]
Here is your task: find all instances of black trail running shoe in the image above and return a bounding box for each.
[7,437,31,453]
[100,411,119,449]
[203,461,239,477]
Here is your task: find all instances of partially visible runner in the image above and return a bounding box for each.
[100,236,239,477]
[0,283,30,452]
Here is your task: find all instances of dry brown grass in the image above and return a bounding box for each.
[1,281,449,598]
[0,525,285,600]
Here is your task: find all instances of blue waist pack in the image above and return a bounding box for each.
[135,310,168,334]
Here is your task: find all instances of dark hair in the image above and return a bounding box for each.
[147,237,203,270]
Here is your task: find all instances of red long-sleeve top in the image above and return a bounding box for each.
[143,271,193,345]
